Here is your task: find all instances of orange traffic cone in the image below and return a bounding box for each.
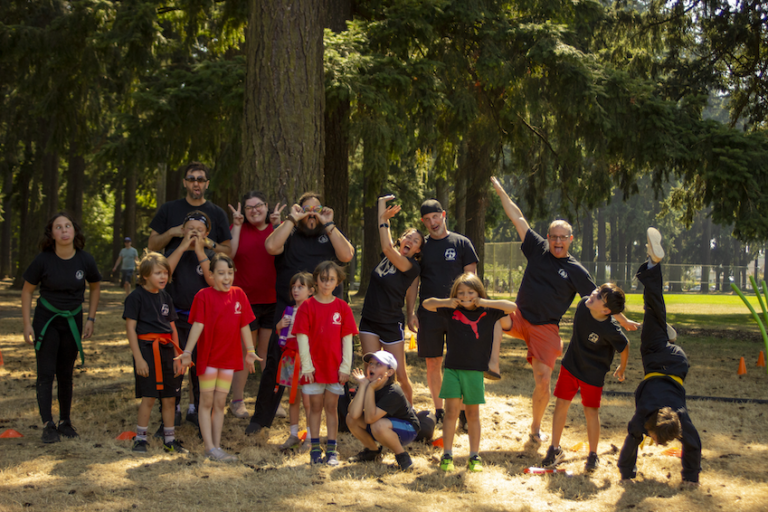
[662,447,682,458]
[432,437,444,448]
[757,351,766,368]
[0,348,4,366]
[115,431,136,440]
[571,442,585,452]
[298,429,307,442]
[737,357,747,376]
[0,429,24,438]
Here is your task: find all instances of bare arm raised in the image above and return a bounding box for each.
[491,176,530,242]
[378,195,414,273]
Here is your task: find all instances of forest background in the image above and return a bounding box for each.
[1,0,767,294]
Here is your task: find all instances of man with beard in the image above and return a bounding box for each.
[147,162,232,427]
[245,191,354,436]
[148,162,232,257]
[490,177,638,445]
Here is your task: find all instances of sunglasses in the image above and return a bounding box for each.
[185,176,208,183]
[302,205,323,213]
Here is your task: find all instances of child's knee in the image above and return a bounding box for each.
[464,405,481,421]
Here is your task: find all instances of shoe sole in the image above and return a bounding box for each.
[667,323,677,342]
[647,228,664,262]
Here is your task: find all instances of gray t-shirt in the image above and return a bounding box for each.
[119,247,139,270]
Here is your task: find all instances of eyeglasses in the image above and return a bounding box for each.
[303,205,323,213]
[244,203,266,211]
[185,176,208,183]
[548,235,570,242]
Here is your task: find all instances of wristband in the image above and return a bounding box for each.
[324,221,336,234]
[87,317,96,323]
[183,350,192,355]
[198,257,209,264]
[247,350,256,354]
[379,223,389,228]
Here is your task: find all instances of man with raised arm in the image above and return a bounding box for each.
[490,177,638,444]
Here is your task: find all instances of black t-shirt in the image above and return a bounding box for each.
[628,376,687,439]
[418,232,478,302]
[437,306,506,371]
[274,228,343,305]
[149,198,232,255]
[361,256,420,323]
[166,248,215,312]
[561,298,629,387]
[515,229,596,325]
[23,250,102,311]
[123,286,178,335]
[374,383,421,431]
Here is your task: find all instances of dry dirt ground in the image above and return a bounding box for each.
[1,280,767,512]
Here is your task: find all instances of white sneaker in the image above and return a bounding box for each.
[275,405,288,418]
[206,447,237,462]
[229,400,250,419]
[647,227,664,263]
[667,323,677,343]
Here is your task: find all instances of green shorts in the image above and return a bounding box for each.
[439,368,485,405]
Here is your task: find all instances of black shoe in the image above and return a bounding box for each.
[163,439,188,454]
[348,446,383,463]
[435,409,445,426]
[585,451,599,472]
[132,439,149,452]
[542,445,565,468]
[57,420,79,439]
[174,410,182,426]
[395,451,413,471]
[153,424,165,439]
[185,411,199,427]
[245,422,263,435]
[42,421,60,444]
[458,410,468,432]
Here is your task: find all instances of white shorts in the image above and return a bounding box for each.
[301,382,345,396]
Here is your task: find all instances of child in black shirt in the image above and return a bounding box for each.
[124,252,186,453]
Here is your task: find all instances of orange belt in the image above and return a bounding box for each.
[275,348,301,404]
[138,333,188,391]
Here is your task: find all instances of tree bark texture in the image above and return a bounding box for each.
[464,136,494,280]
[112,175,124,280]
[66,142,85,224]
[123,169,137,243]
[240,0,325,206]
[700,213,711,293]
[580,209,593,276]
[596,206,606,283]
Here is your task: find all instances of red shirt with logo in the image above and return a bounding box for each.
[189,286,256,375]
[292,297,358,384]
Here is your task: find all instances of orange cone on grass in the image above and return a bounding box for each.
[737,357,747,376]
[116,431,136,440]
[0,429,24,438]
[758,351,766,368]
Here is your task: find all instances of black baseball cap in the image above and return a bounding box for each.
[420,199,443,217]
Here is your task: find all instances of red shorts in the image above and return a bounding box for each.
[553,366,603,408]
[504,309,562,369]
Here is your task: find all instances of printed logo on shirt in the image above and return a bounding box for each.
[319,234,329,244]
[444,248,456,261]
[333,312,342,325]
[75,270,84,280]
[235,301,242,314]
[558,269,568,279]
[161,304,170,316]
[196,265,203,276]
[588,333,599,343]
[452,310,487,339]
[375,258,396,278]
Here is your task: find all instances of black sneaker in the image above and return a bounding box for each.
[185,411,199,427]
[132,439,149,452]
[174,410,182,426]
[435,409,445,426]
[42,421,60,444]
[348,446,383,463]
[163,439,188,454]
[542,445,565,468]
[245,422,263,435]
[395,451,413,471]
[585,451,599,472]
[57,420,79,439]
[458,410,468,432]
[153,424,165,439]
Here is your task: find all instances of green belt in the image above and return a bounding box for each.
[36,297,84,365]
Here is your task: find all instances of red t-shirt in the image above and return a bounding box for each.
[189,286,256,375]
[231,222,276,304]
[292,297,358,384]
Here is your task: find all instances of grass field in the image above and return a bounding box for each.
[1,280,767,512]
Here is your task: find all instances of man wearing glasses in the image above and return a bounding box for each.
[148,162,232,256]
[490,177,638,445]
[245,191,354,436]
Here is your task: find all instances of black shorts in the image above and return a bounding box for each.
[359,317,405,344]
[416,307,449,358]
[249,303,276,331]
[120,269,134,285]
[134,339,183,399]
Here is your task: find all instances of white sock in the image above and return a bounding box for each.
[290,424,299,437]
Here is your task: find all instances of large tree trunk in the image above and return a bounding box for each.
[240,0,325,205]
[40,119,59,221]
[700,213,711,294]
[1,150,15,278]
[464,135,494,280]
[580,208,594,276]
[112,175,124,281]
[66,142,85,224]
[12,144,39,289]
[596,206,606,283]
[123,169,138,243]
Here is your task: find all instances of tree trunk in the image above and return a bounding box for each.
[240,0,325,205]
[123,169,138,243]
[452,141,467,234]
[625,239,633,288]
[0,153,14,278]
[580,209,594,276]
[12,150,39,289]
[40,119,59,221]
[112,175,124,281]
[66,140,85,224]
[596,206,606,283]
[464,135,494,280]
[616,216,625,288]
[700,214,711,293]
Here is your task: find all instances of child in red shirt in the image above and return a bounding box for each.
[177,254,260,462]
[275,272,315,451]
[293,261,358,466]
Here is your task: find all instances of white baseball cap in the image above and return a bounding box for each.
[363,351,397,371]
